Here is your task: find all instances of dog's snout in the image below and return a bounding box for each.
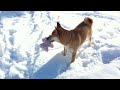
[46,37,49,40]
[47,36,51,41]
[46,36,54,42]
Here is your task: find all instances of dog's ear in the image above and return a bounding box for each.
[54,26,57,29]
[57,22,61,28]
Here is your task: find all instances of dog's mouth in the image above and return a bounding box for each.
[50,40,54,42]
[46,37,54,43]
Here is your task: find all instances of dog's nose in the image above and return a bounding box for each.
[46,37,49,40]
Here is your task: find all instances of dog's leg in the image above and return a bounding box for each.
[88,36,92,46]
[71,50,77,63]
[88,30,92,47]
[63,47,67,56]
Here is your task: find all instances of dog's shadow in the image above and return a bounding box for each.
[32,51,71,79]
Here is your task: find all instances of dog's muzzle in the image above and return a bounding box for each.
[47,36,54,42]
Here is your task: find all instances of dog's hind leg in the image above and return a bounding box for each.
[71,50,77,63]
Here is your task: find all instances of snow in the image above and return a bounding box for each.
[0,11,120,79]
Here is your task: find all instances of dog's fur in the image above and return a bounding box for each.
[47,17,93,64]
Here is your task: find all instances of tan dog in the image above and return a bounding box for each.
[47,17,93,64]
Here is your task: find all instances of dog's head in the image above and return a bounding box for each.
[84,17,93,26]
[47,22,62,43]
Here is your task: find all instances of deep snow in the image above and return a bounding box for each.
[0,11,120,79]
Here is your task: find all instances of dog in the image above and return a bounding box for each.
[47,17,93,64]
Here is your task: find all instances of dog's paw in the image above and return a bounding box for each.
[63,53,67,56]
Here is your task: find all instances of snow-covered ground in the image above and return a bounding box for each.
[0,11,120,79]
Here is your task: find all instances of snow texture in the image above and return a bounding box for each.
[0,11,120,79]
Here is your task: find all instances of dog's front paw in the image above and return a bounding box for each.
[64,53,67,56]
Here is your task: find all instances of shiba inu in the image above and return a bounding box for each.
[47,17,93,64]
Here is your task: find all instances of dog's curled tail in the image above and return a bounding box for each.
[84,17,93,26]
